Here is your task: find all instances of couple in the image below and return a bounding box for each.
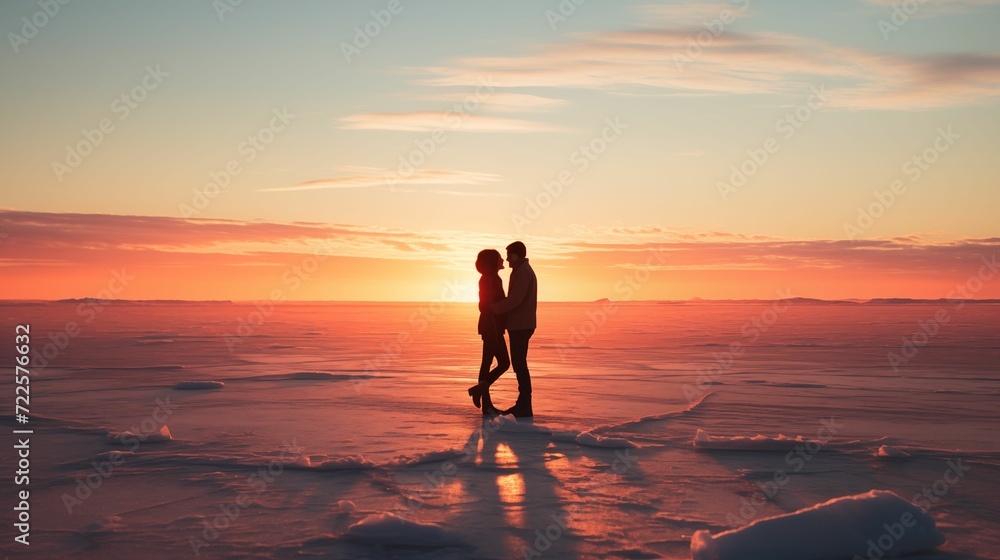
[468,241,537,418]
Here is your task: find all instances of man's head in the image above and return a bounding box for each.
[505,241,527,266]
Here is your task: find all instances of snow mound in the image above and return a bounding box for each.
[335,500,356,512]
[246,371,372,382]
[80,515,125,535]
[690,490,945,560]
[876,445,911,459]
[106,424,172,444]
[174,380,224,390]
[560,431,636,448]
[693,429,818,451]
[344,512,465,547]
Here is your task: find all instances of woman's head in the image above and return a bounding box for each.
[475,249,504,274]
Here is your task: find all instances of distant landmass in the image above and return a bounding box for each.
[591,297,1000,305]
[0,297,997,305]
[52,298,234,304]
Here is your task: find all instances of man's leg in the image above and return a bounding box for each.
[509,328,534,404]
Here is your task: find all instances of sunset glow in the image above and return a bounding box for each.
[4,4,999,558]
[2,1,998,301]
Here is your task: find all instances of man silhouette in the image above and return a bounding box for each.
[490,241,537,417]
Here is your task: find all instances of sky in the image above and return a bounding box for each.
[1,0,999,301]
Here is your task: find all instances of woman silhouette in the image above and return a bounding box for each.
[469,249,511,415]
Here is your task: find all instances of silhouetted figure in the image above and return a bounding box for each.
[469,249,510,415]
[491,241,537,417]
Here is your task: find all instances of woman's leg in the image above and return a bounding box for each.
[476,332,508,413]
[469,335,497,410]
[480,333,510,413]
[478,334,496,386]
[484,332,511,388]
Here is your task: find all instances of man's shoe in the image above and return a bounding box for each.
[504,401,533,418]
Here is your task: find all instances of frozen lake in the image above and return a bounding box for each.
[2,300,998,559]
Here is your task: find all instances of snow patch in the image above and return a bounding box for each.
[106,424,172,444]
[335,500,356,512]
[875,445,911,459]
[292,454,376,470]
[693,429,818,451]
[174,380,224,390]
[571,431,636,449]
[387,448,470,467]
[489,413,552,433]
[344,512,465,547]
[690,490,945,560]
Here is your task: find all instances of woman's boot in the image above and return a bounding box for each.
[481,390,501,416]
[467,384,483,408]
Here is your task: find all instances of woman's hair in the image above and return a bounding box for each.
[475,249,502,275]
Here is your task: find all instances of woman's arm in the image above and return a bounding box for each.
[491,268,531,315]
[478,276,489,312]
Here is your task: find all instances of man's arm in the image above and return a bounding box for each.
[491,268,531,315]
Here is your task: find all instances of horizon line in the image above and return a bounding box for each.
[3,297,1000,304]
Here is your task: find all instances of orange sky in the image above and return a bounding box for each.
[2,211,998,301]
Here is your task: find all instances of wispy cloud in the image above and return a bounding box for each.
[640,2,750,25]
[409,189,515,197]
[339,111,570,132]
[861,0,1000,17]
[421,92,568,113]
[3,211,997,299]
[3,210,997,273]
[257,167,502,192]
[416,26,1000,110]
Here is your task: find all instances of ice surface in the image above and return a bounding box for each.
[7,301,998,559]
[690,490,946,560]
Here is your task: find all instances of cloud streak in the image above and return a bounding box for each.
[3,211,997,300]
[2,210,996,273]
[862,0,1000,17]
[257,167,502,192]
[640,2,751,25]
[420,92,568,113]
[339,111,570,132]
[415,25,1000,110]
